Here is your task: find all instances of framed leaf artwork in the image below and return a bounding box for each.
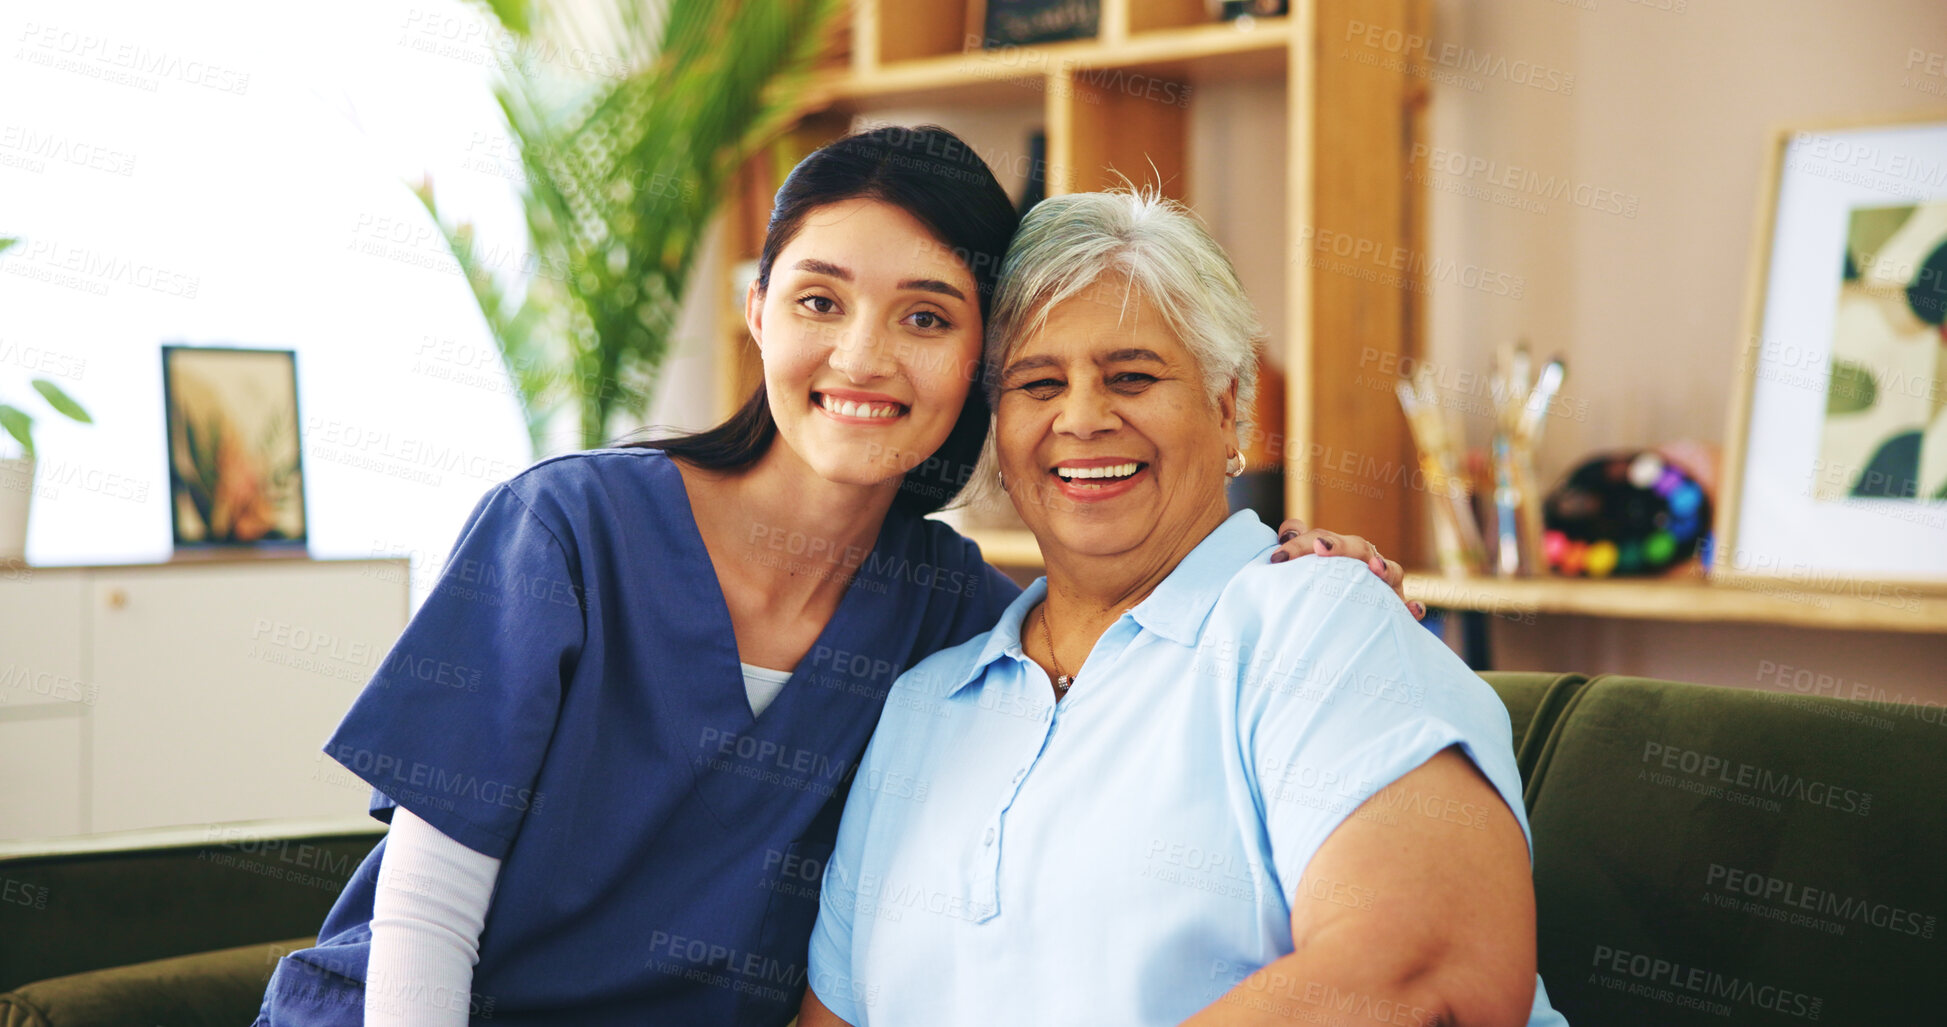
[1718,114,1947,595]
[162,345,308,549]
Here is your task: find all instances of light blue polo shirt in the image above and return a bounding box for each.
[807,511,1566,1026]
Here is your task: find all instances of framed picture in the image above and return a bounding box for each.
[161,345,308,549]
[968,0,1101,50]
[1717,114,1947,591]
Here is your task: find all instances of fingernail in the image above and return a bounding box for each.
[1270,551,1289,564]
[1317,538,1334,552]
[1278,529,1298,544]
[1410,602,1426,618]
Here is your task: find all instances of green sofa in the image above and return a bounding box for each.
[0,830,381,1026]
[3,673,1939,1025]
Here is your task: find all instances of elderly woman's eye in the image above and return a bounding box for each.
[797,295,838,315]
[1111,372,1157,389]
[1017,378,1064,398]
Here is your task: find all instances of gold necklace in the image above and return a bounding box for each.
[1040,604,1073,698]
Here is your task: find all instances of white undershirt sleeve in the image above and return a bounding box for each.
[364,806,502,1027]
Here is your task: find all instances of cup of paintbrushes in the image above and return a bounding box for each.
[1397,379,1486,576]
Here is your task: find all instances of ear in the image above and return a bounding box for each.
[743,279,765,350]
[1218,377,1239,439]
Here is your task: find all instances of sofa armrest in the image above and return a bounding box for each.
[0,936,313,1027]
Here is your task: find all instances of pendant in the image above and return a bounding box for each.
[1055,674,1073,693]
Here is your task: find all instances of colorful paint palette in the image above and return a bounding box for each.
[1543,452,1710,577]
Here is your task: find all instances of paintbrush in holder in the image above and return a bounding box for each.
[1396,369,1487,576]
[1489,342,1565,577]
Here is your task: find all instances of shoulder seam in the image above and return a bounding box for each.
[507,446,662,484]
[494,482,576,573]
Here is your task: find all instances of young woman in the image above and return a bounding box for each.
[254,126,1410,1027]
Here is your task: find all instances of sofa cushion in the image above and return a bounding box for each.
[1525,674,1942,1026]
[0,936,312,1027]
[1478,671,1589,794]
[0,831,381,992]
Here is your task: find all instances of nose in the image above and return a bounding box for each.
[1052,378,1121,439]
[827,320,895,383]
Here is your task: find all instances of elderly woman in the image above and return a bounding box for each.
[800,191,1567,1026]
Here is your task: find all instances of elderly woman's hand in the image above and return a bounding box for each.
[1271,518,1424,620]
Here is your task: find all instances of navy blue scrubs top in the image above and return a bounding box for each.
[256,448,1018,1026]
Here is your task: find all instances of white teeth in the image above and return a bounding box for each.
[821,395,900,419]
[1057,462,1142,481]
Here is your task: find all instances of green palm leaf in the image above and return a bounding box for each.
[420,0,841,453]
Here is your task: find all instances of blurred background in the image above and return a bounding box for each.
[3,0,1945,839]
[3,3,1946,1020]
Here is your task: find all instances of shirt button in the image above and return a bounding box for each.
[1013,769,1025,783]
[983,827,995,845]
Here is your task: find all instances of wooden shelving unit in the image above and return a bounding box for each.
[803,18,1295,109]
[1400,572,1947,634]
[962,535,1947,633]
[720,0,1431,562]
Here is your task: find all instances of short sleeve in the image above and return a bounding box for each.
[324,483,585,860]
[1233,560,1529,902]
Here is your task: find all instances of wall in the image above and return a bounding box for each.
[0,0,733,605]
[0,0,539,586]
[1417,0,1947,701]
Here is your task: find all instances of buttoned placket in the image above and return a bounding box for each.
[970,614,1142,922]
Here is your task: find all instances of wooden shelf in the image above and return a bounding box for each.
[808,18,1292,108]
[1402,571,1947,635]
[965,534,1947,634]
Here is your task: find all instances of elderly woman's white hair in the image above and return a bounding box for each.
[982,188,1265,445]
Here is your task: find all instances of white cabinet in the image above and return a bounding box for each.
[0,557,408,841]
[0,713,84,838]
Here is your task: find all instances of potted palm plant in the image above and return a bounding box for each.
[417,0,839,455]
[0,235,93,560]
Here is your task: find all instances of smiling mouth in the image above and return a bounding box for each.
[815,393,907,420]
[1053,461,1147,485]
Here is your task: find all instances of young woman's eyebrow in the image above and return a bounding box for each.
[899,278,967,301]
[789,260,965,302]
[792,258,851,279]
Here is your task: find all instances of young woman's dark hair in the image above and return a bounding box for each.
[631,125,1019,515]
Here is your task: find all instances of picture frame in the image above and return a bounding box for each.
[967,0,1101,50]
[161,345,308,550]
[1717,113,1947,593]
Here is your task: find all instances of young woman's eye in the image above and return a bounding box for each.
[796,295,838,315]
[905,310,953,332]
